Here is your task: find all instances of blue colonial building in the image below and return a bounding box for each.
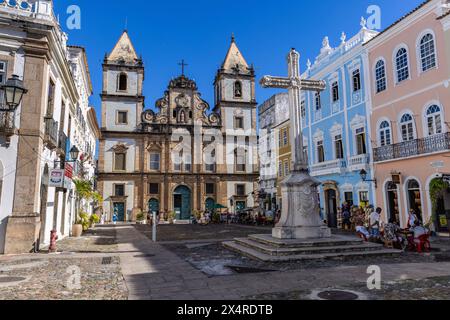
[301,20,378,228]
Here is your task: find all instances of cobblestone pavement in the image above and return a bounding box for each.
[135,223,271,242]
[0,226,127,300]
[2,224,450,300]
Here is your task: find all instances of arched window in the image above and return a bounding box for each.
[118,73,127,91]
[396,48,409,83]
[375,60,386,93]
[426,105,443,136]
[234,81,242,98]
[400,113,415,142]
[420,33,436,72]
[379,121,392,147]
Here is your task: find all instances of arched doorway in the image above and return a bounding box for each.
[38,165,49,250]
[173,186,192,220]
[323,182,339,228]
[407,179,423,222]
[148,198,159,214]
[386,182,400,224]
[205,198,215,211]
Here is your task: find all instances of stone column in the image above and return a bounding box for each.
[4,50,49,254]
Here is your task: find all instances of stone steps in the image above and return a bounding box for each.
[234,237,382,256]
[248,234,365,248]
[223,240,401,262]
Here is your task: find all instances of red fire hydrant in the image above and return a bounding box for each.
[49,230,58,253]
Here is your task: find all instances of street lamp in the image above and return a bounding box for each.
[1,75,28,111]
[69,145,80,162]
[360,169,377,188]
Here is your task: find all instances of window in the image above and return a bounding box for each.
[234,81,242,98]
[279,130,283,147]
[426,105,442,136]
[206,183,215,195]
[334,135,344,159]
[205,150,216,172]
[117,111,128,125]
[114,153,126,171]
[114,184,125,197]
[420,33,436,72]
[278,161,283,177]
[47,79,55,116]
[149,183,159,195]
[396,48,409,83]
[375,60,386,93]
[400,114,415,141]
[315,92,321,111]
[149,153,160,171]
[234,116,244,129]
[379,121,392,147]
[118,73,127,91]
[0,61,6,84]
[284,161,290,176]
[317,141,325,163]
[235,149,246,172]
[352,69,361,92]
[283,128,288,146]
[0,61,7,106]
[236,184,246,196]
[332,82,339,102]
[356,128,367,155]
[359,191,369,203]
[344,192,354,207]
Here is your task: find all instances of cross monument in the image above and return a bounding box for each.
[260,49,331,239]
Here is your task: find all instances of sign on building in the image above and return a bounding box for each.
[49,169,65,188]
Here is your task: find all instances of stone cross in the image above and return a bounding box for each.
[178,59,188,75]
[260,49,326,172]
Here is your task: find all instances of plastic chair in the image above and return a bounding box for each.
[416,234,431,253]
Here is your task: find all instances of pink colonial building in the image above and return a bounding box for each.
[365,0,450,233]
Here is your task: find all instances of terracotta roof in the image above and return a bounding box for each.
[364,0,432,46]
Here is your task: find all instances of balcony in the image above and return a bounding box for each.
[374,133,450,163]
[56,131,67,157]
[310,159,346,177]
[43,116,58,150]
[348,154,370,171]
[0,110,15,138]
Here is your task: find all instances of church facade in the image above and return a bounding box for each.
[97,32,259,222]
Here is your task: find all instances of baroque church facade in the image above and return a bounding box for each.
[98,32,259,222]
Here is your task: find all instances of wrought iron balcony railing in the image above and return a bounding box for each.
[373,133,450,162]
[43,116,58,150]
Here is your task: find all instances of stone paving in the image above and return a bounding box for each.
[2,224,450,300]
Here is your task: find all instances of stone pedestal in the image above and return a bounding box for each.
[4,214,41,254]
[273,170,331,240]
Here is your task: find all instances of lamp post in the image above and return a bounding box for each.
[360,169,377,188]
[1,75,28,112]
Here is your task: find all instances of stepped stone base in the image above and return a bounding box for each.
[223,234,401,262]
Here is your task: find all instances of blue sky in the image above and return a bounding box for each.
[55,0,424,119]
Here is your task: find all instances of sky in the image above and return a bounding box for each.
[54,0,425,120]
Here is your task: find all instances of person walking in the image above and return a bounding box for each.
[369,207,382,241]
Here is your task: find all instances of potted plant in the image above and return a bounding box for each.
[89,214,100,229]
[168,211,176,224]
[136,211,146,225]
[72,219,83,238]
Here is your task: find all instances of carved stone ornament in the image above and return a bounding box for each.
[112,143,129,153]
[175,93,190,108]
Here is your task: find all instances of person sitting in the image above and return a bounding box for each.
[410,221,430,250]
[383,219,403,248]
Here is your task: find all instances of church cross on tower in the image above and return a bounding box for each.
[178,59,188,76]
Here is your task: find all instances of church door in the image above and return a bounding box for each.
[325,189,338,228]
[113,202,125,222]
[148,199,160,214]
[173,186,192,220]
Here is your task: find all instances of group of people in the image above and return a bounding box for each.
[341,203,430,250]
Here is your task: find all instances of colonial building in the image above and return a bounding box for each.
[98,32,258,222]
[366,0,450,233]
[301,20,378,228]
[258,93,289,212]
[0,0,99,254]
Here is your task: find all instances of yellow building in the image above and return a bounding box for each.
[275,121,291,209]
